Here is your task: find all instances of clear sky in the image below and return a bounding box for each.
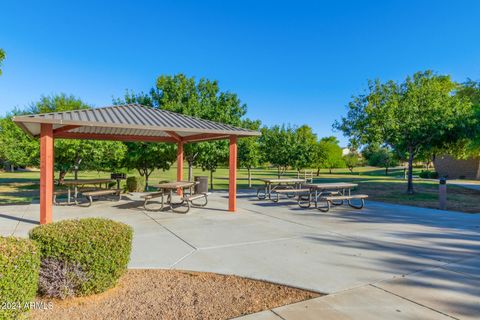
[1,0,479,145]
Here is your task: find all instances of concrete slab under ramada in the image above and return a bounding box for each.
[1,190,479,319]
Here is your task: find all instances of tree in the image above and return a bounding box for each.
[292,125,317,176]
[29,94,127,182]
[335,71,477,194]
[0,115,39,170]
[123,142,176,191]
[317,136,344,174]
[115,74,248,181]
[259,125,296,178]
[363,145,399,175]
[343,152,360,173]
[197,141,228,190]
[0,49,5,75]
[238,119,262,187]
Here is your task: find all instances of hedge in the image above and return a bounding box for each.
[29,218,133,296]
[126,176,145,192]
[0,237,41,320]
[419,170,439,179]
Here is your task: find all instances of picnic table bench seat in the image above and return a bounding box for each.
[53,190,69,205]
[317,194,368,212]
[82,189,121,207]
[270,188,310,202]
[185,193,208,206]
[141,191,165,211]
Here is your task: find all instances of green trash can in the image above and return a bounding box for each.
[194,176,208,194]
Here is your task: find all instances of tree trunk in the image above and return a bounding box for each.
[74,168,79,180]
[316,168,320,176]
[385,167,389,175]
[58,170,67,185]
[277,167,281,179]
[10,164,14,172]
[329,168,332,174]
[210,170,214,191]
[247,168,252,187]
[144,167,150,192]
[188,160,194,181]
[349,167,353,173]
[297,170,300,178]
[407,149,415,194]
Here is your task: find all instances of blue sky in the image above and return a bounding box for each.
[1,0,479,145]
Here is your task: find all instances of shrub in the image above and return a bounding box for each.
[126,176,145,192]
[0,237,41,320]
[38,258,88,299]
[29,218,133,296]
[419,170,439,179]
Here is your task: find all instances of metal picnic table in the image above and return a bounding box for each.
[257,178,306,201]
[301,182,359,209]
[61,179,115,205]
[157,181,196,213]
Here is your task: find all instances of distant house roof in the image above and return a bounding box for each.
[13,104,260,143]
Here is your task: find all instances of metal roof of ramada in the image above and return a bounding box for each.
[13,104,260,142]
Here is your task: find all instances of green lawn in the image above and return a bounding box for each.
[1,166,479,213]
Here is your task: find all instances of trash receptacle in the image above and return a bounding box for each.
[194,176,208,194]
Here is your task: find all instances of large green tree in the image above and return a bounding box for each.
[335,71,477,194]
[0,114,39,170]
[292,125,317,175]
[123,142,176,191]
[259,125,296,178]
[197,141,228,190]
[238,119,262,187]
[30,94,126,182]
[363,145,399,175]
[115,74,248,181]
[316,136,344,174]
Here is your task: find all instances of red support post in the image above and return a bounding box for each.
[177,141,184,195]
[40,124,54,224]
[229,135,237,212]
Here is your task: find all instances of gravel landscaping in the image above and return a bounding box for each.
[31,269,320,320]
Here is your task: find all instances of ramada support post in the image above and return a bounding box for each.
[40,123,54,224]
[229,135,237,212]
[177,141,184,195]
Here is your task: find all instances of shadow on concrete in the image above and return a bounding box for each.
[0,213,39,225]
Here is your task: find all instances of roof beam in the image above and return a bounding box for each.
[165,131,183,142]
[53,125,81,135]
[54,132,178,143]
[183,133,230,143]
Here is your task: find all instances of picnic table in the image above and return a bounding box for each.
[59,179,115,205]
[257,178,306,202]
[301,182,367,211]
[156,181,197,213]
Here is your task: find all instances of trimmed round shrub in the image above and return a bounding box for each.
[0,237,41,320]
[29,218,133,296]
[126,176,145,192]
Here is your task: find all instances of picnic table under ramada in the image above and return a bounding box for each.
[142,181,208,213]
[55,179,116,205]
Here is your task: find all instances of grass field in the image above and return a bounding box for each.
[1,166,479,213]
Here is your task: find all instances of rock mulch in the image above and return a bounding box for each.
[31,269,321,320]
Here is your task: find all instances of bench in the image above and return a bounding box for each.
[317,194,368,212]
[141,192,164,211]
[271,188,311,203]
[167,193,209,214]
[82,189,121,207]
[53,190,69,205]
[185,193,208,207]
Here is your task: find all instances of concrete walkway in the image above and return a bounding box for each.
[1,191,479,319]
